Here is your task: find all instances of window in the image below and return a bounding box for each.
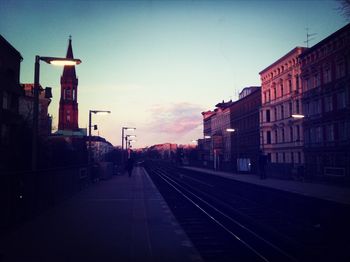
[336,61,346,79]
[310,128,315,143]
[282,128,285,142]
[267,131,271,144]
[281,105,284,119]
[338,122,346,140]
[296,100,300,114]
[267,153,271,162]
[274,108,277,121]
[296,75,300,90]
[313,73,320,87]
[298,152,301,163]
[290,127,293,142]
[66,110,71,123]
[316,126,322,143]
[305,128,310,144]
[324,66,332,83]
[325,125,334,141]
[289,102,293,115]
[275,130,278,144]
[276,153,279,163]
[273,87,277,99]
[2,91,9,109]
[73,89,76,101]
[309,100,320,115]
[65,89,71,100]
[1,124,10,145]
[288,79,292,93]
[280,83,284,97]
[267,90,271,101]
[324,96,333,112]
[303,79,309,91]
[296,125,300,141]
[283,152,286,163]
[337,91,346,109]
[266,110,271,122]
[291,152,294,163]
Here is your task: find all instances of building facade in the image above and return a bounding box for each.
[0,35,23,171]
[58,37,79,131]
[202,101,233,170]
[299,23,350,180]
[229,86,261,173]
[259,47,307,177]
[19,83,52,136]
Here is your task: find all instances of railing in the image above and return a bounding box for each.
[0,165,90,233]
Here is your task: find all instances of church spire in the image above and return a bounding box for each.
[66,35,74,59]
[58,36,79,131]
[63,35,76,78]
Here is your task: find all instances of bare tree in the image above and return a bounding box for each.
[339,0,350,20]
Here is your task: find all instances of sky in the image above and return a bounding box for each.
[0,0,348,148]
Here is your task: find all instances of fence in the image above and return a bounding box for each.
[0,165,89,233]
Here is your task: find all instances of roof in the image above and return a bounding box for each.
[300,23,350,58]
[0,34,23,61]
[215,100,234,109]
[259,47,307,75]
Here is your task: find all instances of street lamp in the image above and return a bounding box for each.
[292,114,305,119]
[125,135,137,159]
[32,55,81,171]
[226,128,238,172]
[121,127,136,162]
[88,110,111,165]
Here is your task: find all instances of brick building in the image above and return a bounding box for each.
[19,83,52,136]
[299,23,350,181]
[201,101,233,170]
[58,37,79,132]
[229,86,261,173]
[259,47,307,177]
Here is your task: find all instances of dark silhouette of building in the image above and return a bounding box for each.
[229,86,261,173]
[58,37,79,131]
[300,23,350,181]
[19,83,52,136]
[0,35,23,171]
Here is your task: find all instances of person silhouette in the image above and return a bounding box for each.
[126,158,134,177]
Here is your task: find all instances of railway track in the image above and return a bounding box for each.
[144,161,350,262]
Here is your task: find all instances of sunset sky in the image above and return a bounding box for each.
[1,0,347,148]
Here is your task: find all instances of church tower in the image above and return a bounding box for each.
[58,37,79,131]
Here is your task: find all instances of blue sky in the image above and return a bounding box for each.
[0,0,348,147]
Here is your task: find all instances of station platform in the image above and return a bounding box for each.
[0,167,202,262]
[183,166,350,205]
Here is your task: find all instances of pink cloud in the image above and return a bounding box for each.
[147,102,203,136]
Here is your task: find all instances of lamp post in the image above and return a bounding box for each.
[226,128,237,172]
[121,127,136,163]
[32,55,81,171]
[125,135,137,159]
[88,110,111,165]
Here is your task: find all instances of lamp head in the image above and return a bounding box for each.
[40,56,82,66]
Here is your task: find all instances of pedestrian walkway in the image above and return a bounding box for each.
[0,167,202,262]
[183,166,350,205]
